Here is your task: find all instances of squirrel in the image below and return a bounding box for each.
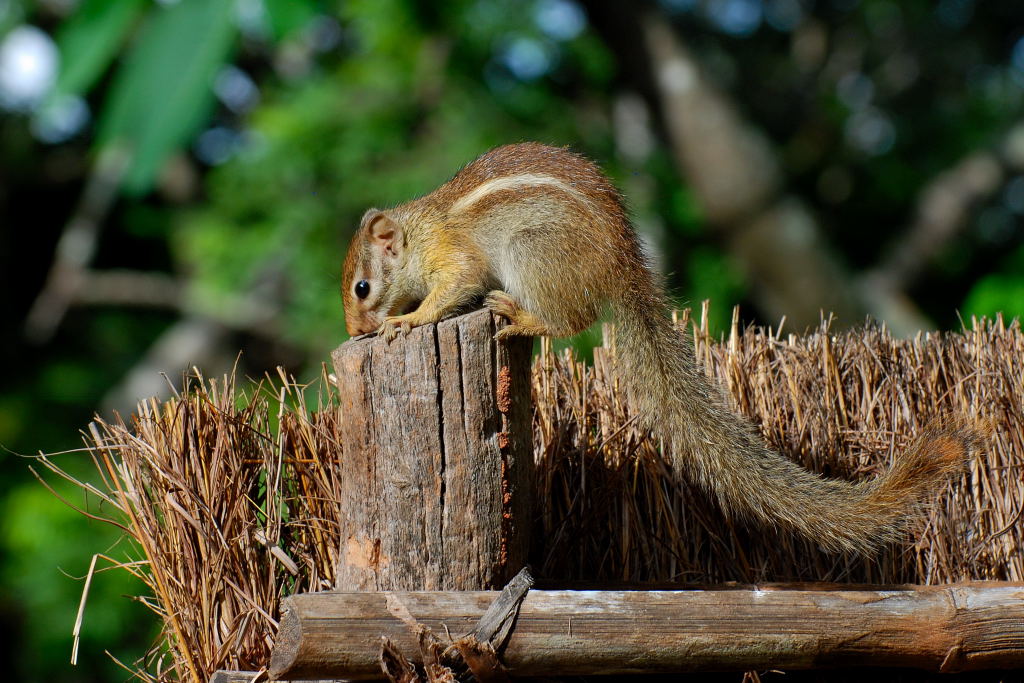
[341,141,978,554]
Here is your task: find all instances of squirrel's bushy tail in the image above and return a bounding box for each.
[610,285,979,554]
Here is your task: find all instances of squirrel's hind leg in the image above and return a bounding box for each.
[486,290,581,340]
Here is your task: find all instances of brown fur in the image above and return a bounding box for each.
[341,142,980,554]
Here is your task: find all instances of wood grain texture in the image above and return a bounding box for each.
[330,309,532,592]
[268,584,1024,679]
[209,672,260,683]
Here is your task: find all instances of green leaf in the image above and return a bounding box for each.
[264,0,317,42]
[52,0,145,98]
[963,274,1024,320]
[97,0,237,194]
[961,245,1024,320]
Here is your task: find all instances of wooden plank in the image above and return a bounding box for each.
[269,584,1024,680]
[331,309,532,592]
[208,671,340,683]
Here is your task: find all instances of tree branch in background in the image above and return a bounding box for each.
[100,316,232,417]
[874,152,1004,292]
[27,138,297,413]
[858,122,1024,330]
[74,270,184,309]
[41,266,291,416]
[24,146,130,342]
[72,269,285,341]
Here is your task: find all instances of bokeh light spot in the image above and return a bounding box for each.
[534,0,586,42]
[844,107,896,155]
[215,65,259,114]
[0,25,58,112]
[836,71,875,109]
[194,126,240,166]
[500,35,554,81]
[31,93,89,143]
[706,0,763,37]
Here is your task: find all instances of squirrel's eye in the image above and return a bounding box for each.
[355,280,370,299]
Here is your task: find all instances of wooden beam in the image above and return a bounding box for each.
[331,309,533,592]
[269,584,1024,679]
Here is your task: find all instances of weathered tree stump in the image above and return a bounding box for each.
[330,309,533,592]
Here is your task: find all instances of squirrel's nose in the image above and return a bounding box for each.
[347,318,375,336]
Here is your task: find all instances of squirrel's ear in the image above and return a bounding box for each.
[361,209,402,257]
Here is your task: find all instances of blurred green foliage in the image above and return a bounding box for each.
[97,0,236,192]
[1,0,1023,680]
[1,483,152,681]
[963,244,1024,320]
[179,0,623,354]
[0,311,171,681]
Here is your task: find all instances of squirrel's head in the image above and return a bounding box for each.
[341,209,404,336]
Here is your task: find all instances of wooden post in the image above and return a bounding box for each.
[329,309,533,592]
[268,584,1024,680]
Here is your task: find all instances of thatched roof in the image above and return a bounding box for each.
[46,309,1022,681]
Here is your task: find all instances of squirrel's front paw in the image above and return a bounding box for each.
[377,315,412,342]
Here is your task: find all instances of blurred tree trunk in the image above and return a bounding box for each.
[858,143,1014,328]
[584,4,928,333]
[588,5,1024,335]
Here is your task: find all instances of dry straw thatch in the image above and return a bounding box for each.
[42,307,1023,681]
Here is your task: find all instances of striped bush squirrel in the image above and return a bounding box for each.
[341,142,977,554]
